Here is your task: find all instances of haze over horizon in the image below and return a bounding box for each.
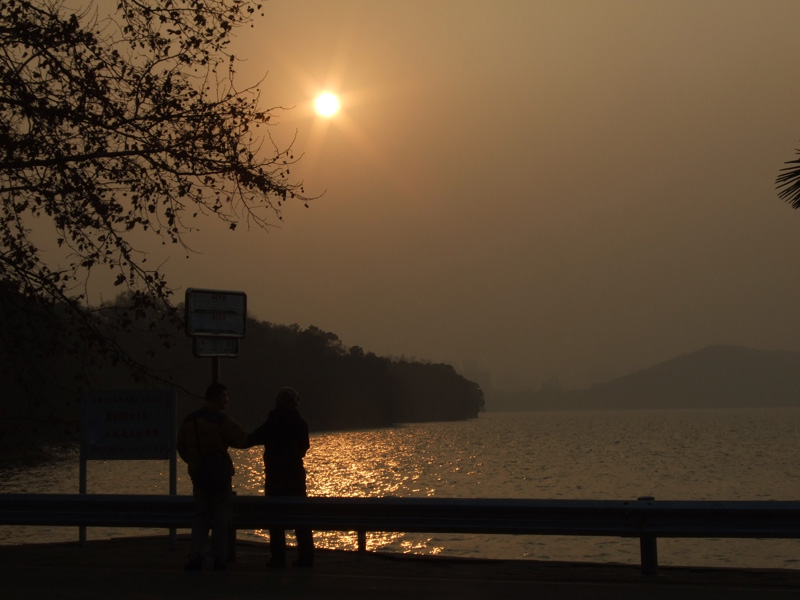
[105,1,800,392]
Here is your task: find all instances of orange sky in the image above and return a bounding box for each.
[157,0,800,391]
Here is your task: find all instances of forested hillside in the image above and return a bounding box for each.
[0,291,483,460]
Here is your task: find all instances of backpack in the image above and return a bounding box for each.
[187,410,232,491]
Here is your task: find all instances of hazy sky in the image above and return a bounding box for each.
[155,0,800,391]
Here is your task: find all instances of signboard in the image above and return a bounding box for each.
[79,389,178,546]
[194,336,239,357]
[82,389,177,460]
[185,288,246,338]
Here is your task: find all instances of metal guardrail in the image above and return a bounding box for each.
[1,494,799,576]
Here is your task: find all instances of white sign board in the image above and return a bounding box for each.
[83,389,176,460]
[185,288,246,337]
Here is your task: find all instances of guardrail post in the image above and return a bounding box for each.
[357,530,367,553]
[637,496,658,577]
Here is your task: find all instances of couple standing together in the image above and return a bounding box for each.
[176,384,314,571]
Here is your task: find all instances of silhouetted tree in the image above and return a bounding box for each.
[0,0,308,372]
[776,146,800,207]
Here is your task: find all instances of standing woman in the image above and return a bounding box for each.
[246,387,314,567]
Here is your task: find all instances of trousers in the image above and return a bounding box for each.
[189,484,232,561]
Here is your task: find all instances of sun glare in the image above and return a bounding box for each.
[314,92,340,117]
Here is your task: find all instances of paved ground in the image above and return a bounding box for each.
[1,535,799,599]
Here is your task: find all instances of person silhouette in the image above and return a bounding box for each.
[245,387,314,567]
[177,383,247,571]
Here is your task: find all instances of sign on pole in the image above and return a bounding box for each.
[185,287,246,369]
[83,389,177,460]
[185,288,246,338]
[80,389,178,546]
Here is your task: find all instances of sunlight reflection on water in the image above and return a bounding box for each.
[235,428,442,553]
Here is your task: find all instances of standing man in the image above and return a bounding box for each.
[177,382,247,571]
[246,386,314,567]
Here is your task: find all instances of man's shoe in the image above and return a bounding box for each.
[268,559,286,569]
[184,558,203,572]
[213,558,227,572]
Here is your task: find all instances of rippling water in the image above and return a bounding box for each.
[2,409,799,569]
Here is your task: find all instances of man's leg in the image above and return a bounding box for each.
[268,528,287,566]
[210,486,232,567]
[186,485,210,570]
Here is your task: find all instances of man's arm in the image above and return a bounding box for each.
[176,421,189,462]
[242,421,268,448]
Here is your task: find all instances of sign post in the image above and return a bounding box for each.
[184,288,247,559]
[185,288,247,383]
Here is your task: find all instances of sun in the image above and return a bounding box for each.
[314,92,340,117]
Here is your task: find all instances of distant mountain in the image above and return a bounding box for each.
[488,345,800,411]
